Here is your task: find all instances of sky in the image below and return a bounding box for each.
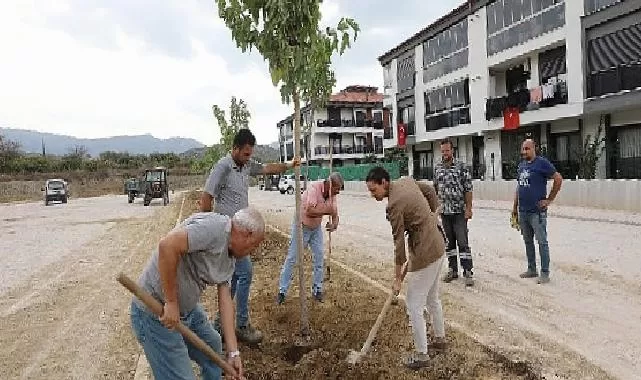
[0,0,462,146]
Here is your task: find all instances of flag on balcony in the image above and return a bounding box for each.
[397,123,407,148]
[503,107,520,130]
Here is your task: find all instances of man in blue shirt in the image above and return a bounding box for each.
[512,139,563,284]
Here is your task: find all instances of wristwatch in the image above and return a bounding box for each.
[228,350,240,358]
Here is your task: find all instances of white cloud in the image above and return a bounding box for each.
[0,0,462,148]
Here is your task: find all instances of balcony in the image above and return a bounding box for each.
[485,80,569,122]
[406,121,416,136]
[587,62,641,98]
[315,118,379,133]
[426,107,471,132]
[314,144,383,157]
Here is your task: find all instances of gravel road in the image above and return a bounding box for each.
[249,187,641,380]
[0,194,182,379]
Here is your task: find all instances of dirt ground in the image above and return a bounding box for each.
[0,187,632,379]
[0,193,183,379]
[247,187,632,380]
[158,192,539,380]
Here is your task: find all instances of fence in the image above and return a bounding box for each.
[340,178,641,213]
[292,162,401,182]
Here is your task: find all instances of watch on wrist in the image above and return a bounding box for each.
[228,350,240,358]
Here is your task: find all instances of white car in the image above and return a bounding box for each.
[278,174,307,194]
[42,179,69,206]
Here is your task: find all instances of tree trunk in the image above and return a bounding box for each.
[293,90,310,336]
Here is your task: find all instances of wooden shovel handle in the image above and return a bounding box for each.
[116,273,238,378]
[359,291,395,355]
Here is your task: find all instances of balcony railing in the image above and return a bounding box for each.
[316,119,380,128]
[314,145,383,155]
[426,106,470,131]
[485,80,568,120]
[588,62,641,98]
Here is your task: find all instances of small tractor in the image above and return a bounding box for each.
[142,166,169,206]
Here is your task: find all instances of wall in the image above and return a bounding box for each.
[342,179,641,213]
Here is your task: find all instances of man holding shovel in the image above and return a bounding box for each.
[277,172,343,304]
[129,207,266,380]
[365,166,447,370]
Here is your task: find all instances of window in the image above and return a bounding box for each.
[424,79,471,131]
[486,0,565,56]
[585,0,622,14]
[539,45,567,83]
[423,19,466,66]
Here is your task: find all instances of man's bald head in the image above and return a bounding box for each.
[521,139,537,161]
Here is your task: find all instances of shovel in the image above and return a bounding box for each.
[347,261,408,365]
[116,273,239,379]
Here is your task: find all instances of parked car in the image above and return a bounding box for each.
[42,179,69,206]
[278,174,307,194]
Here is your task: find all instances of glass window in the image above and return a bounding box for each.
[512,0,523,23]
[532,0,542,13]
[487,2,497,34]
[495,1,505,31]
[522,0,533,17]
[542,0,553,8]
[503,0,514,29]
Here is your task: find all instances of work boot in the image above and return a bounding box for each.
[277,292,285,305]
[428,336,448,350]
[443,269,458,283]
[236,324,263,344]
[404,352,430,370]
[463,270,474,287]
[537,273,550,284]
[519,270,538,278]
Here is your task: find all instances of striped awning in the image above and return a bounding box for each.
[588,22,641,73]
[539,45,567,80]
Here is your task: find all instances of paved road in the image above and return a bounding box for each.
[250,187,641,380]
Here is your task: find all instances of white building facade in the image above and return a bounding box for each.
[379,0,641,180]
[276,85,386,167]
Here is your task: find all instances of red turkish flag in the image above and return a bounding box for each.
[397,123,407,148]
[503,107,520,130]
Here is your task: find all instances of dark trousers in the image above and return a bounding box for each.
[441,213,473,273]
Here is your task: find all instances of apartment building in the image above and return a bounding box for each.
[276,85,386,166]
[379,0,641,180]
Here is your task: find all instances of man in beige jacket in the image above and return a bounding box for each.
[365,166,447,370]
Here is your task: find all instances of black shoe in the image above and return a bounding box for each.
[313,291,323,302]
[277,292,285,305]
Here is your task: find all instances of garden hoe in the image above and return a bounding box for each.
[116,273,240,379]
[347,261,408,365]
[346,290,396,365]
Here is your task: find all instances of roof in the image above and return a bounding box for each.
[276,85,383,127]
[329,85,383,103]
[377,0,491,66]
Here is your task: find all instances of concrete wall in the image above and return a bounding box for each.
[344,179,641,213]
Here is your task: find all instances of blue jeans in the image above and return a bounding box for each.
[130,301,223,380]
[519,211,550,274]
[230,256,252,328]
[278,223,324,295]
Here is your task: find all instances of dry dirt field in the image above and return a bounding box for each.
[1,186,637,379]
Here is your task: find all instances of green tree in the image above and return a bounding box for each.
[215,0,358,336]
[0,133,21,173]
[212,96,251,154]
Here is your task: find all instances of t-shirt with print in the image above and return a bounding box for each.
[301,180,336,229]
[517,156,556,213]
[204,154,264,217]
[135,212,235,316]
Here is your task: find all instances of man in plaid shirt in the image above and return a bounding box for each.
[434,139,475,286]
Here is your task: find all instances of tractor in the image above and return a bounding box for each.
[142,167,169,206]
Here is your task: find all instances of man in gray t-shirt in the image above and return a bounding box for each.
[130,207,265,380]
[199,129,299,344]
